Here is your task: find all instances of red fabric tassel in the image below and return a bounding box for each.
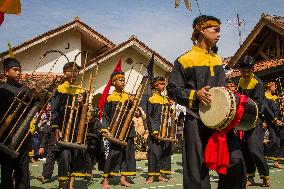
[0,11,4,26]
[97,56,122,120]
[204,93,248,174]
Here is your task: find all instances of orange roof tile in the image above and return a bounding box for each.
[0,73,63,89]
[226,58,284,78]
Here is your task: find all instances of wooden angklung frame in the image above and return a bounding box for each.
[155,101,178,143]
[0,50,69,158]
[103,62,150,146]
[57,51,99,150]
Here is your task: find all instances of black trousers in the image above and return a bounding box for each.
[42,147,56,180]
[278,127,284,159]
[85,138,106,174]
[241,121,269,179]
[0,151,30,189]
[263,127,279,158]
[57,149,85,181]
[103,137,136,177]
[160,142,172,175]
[273,127,284,160]
[182,113,246,189]
[147,136,172,176]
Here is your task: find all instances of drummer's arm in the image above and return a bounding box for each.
[166,59,197,109]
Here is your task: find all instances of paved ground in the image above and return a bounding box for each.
[1,154,284,188]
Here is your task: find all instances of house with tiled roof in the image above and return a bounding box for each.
[226,13,284,84]
[0,17,172,105]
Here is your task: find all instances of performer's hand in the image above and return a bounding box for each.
[152,133,159,139]
[144,131,149,139]
[263,139,270,144]
[275,119,283,127]
[278,120,284,127]
[54,129,61,142]
[38,148,44,156]
[129,95,135,103]
[101,129,110,136]
[197,86,211,105]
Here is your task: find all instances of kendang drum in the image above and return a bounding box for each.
[199,87,258,131]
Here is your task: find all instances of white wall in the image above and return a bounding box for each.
[78,46,168,99]
[4,30,82,74]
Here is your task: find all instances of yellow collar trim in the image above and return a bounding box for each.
[149,93,169,104]
[107,90,129,102]
[239,74,258,90]
[192,46,212,55]
[57,81,84,95]
[265,91,278,100]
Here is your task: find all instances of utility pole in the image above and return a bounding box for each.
[226,14,246,46]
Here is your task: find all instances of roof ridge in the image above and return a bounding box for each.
[86,35,172,69]
[0,18,115,58]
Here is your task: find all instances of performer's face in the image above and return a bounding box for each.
[156,82,165,93]
[240,68,253,80]
[114,77,125,91]
[5,66,21,82]
[201,26,220,47]
[262,122,268,129]
[64,68,79,83]
[227,83,237,92]
[135,108,141,117]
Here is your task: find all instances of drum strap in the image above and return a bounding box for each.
[204,94,248,175]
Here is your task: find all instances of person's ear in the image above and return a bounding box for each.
[200,28,206,35]
[4,69,8,76]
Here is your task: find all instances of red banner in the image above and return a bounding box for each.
[0,11,4,26]
[97,56,122,120]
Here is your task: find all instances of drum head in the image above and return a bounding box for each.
[199,88,231,129]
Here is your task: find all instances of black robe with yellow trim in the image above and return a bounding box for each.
[264,91,280,125]
[237,75,269,179]
[146,92,172,176]
[264,91,284,160]
[167,46,226,111]
[101,90,136,177]
[237,74,264,110]
[101,90,135,137]
[51,81,85,133]
[167,46,246,189]
[50,81,86,181]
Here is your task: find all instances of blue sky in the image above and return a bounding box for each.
[0,0,283,62]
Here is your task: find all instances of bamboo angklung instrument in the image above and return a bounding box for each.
[0,50,70,158]
[0,92,28,139]
[103,63,149,146]
[169,103,177,139]
[76,73,93,144]
[160,105,169,138]
[58,51,99,150]
[155,100,178,143]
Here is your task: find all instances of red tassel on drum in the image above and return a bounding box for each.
[204,94,248,174]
